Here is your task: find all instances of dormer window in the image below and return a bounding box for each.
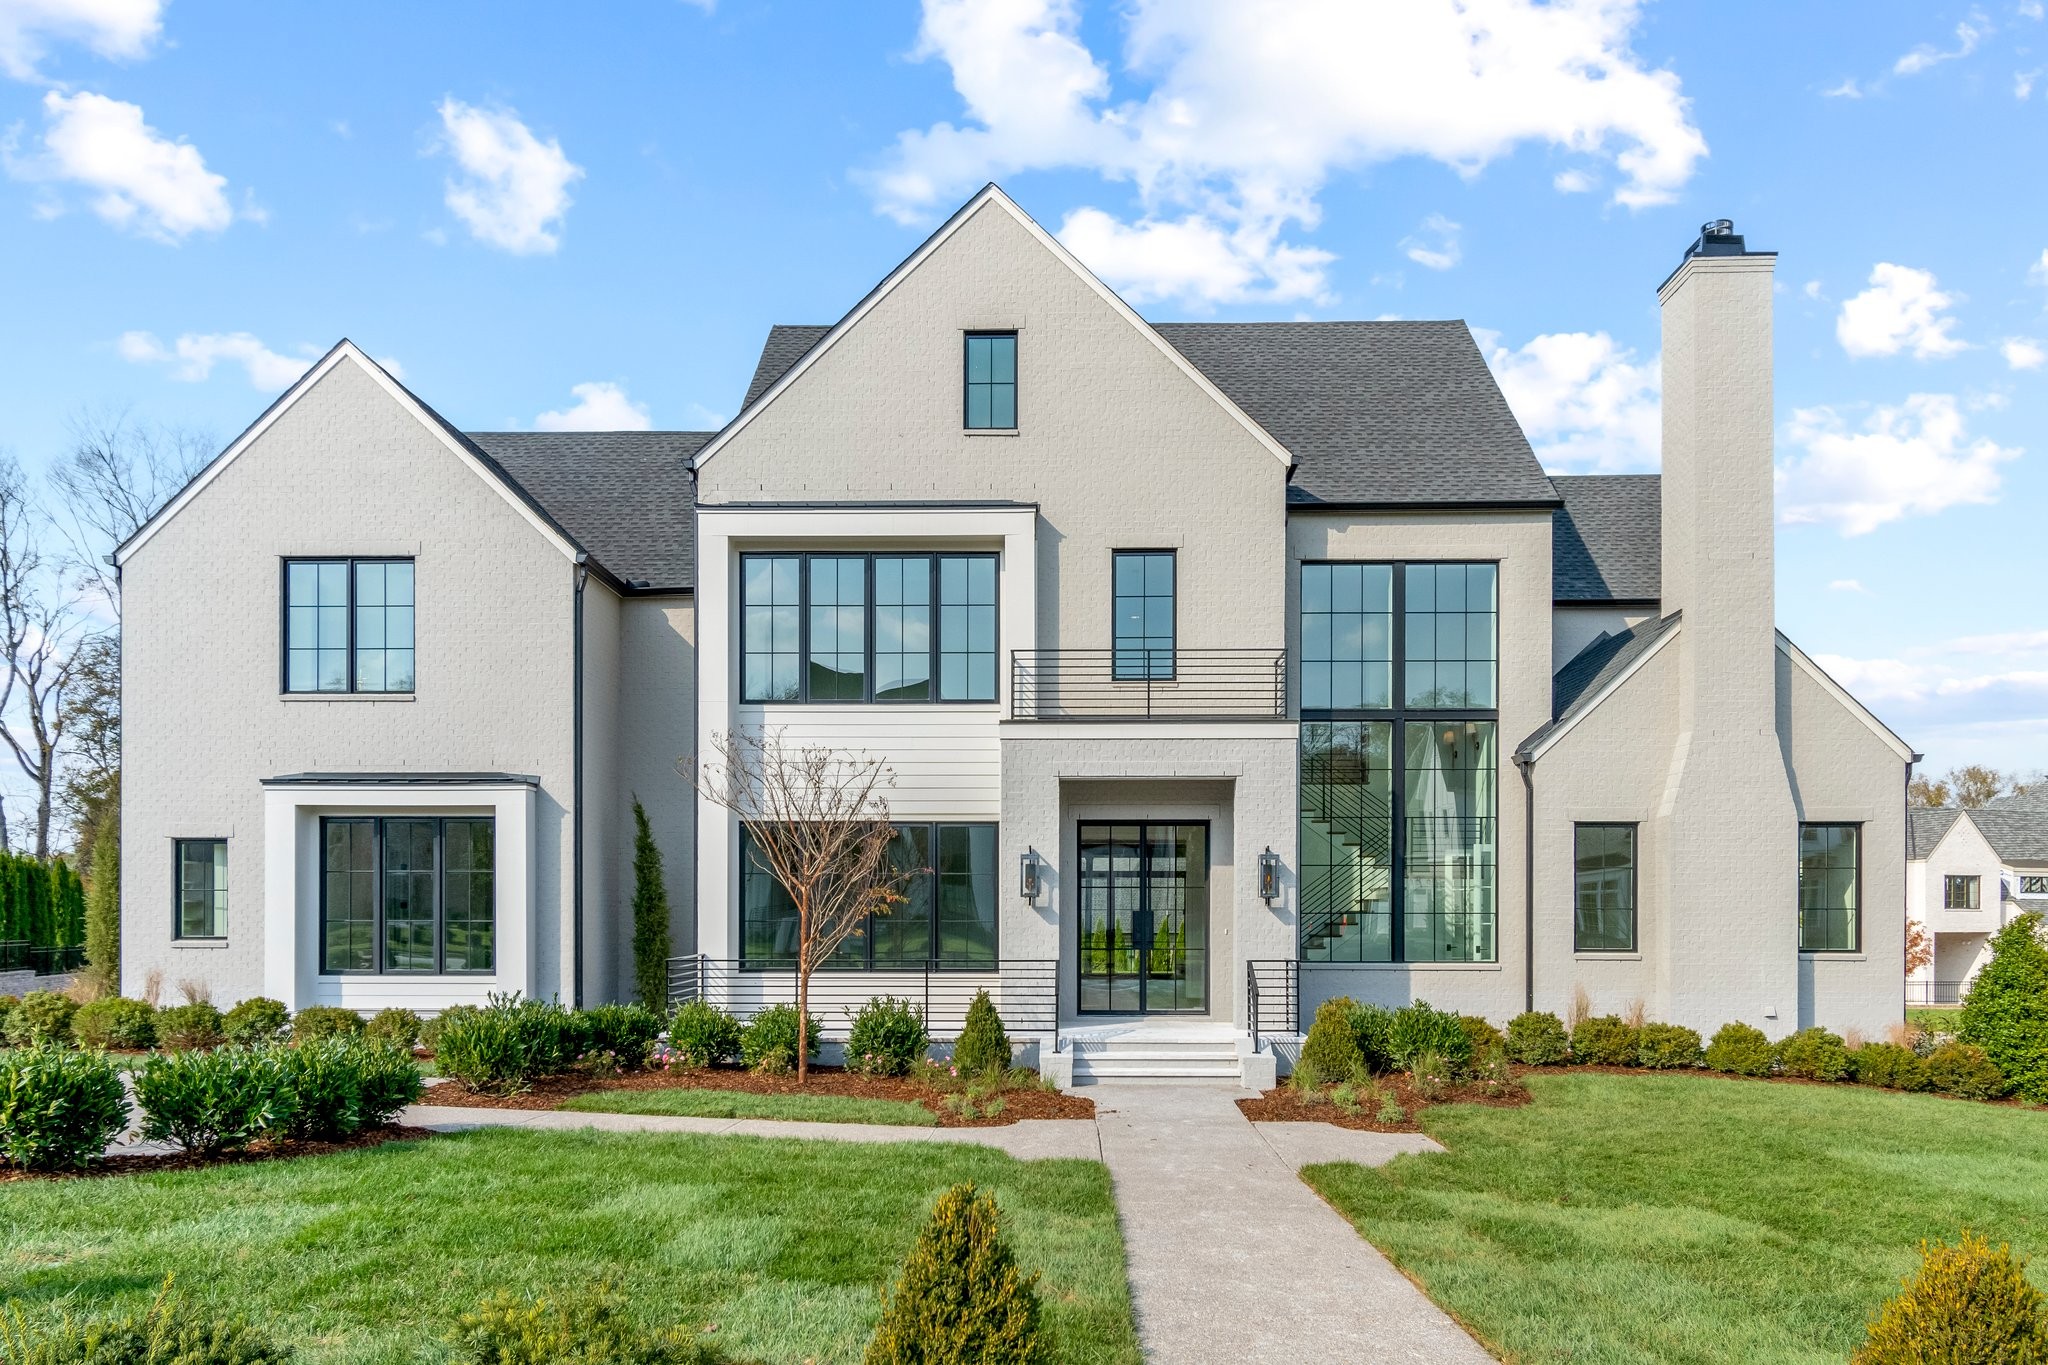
[964,332,1017,430]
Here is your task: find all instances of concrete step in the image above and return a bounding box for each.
[1069,1040,1240,1058]
[1073,1056,1243,1080]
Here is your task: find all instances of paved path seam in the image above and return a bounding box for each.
[401,1089,1492,1364]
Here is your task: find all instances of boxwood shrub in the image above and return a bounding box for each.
[1855,1231,2048,1364]
[291,1005,364,1043]
[1571,1015,1640,1067]
[1925,1041,2006,1100]
[1297,997,1365,1086]
[580,1003,662,1068]
[667,1000,743,1068]
[1851,1042,1931,1092]
[847,997,930,1078]
[1504,1011,1570,1066]
[740,1003,824,1075]
[0,1044,128,1170]
[0,1283,291,1365]
[1459,1015,1504,1060]
[223,997,291,1046]
[71,996,158,1051]
[274,1038,423,1140]
[435,996,584,1093]
[1773,1027,1852,1082]
[950,991,1010,1078]
[1705,1021,1774,1076]
[364,1007,423,1051]
[1344,1000,1397,1074]
[1390,1000,1472,1074]
[134,1046,290,1155]
[5,991,77,1047]
[155,1001,226,1051]
[1636,1021,1703,1070]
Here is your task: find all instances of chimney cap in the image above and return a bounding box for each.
[1687,219,1748,260]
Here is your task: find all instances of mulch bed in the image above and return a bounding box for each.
[0,1125,437,1184]
[1239,1072,1531,1132]
[422,1065,1096,1127]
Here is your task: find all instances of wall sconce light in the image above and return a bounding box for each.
[1258,847,1281,902]
[1019,848,1043,902]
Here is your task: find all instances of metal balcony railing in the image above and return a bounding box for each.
[666,955,1059,1046]
[1906,979,1969,1007]
[1246,959,1300,1048]
[1010,648,1287,720]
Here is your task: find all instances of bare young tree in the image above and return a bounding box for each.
[0,454,85,857]
[693,729,914,1083]
[50,406,212,619]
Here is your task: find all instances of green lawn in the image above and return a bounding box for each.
[1905,1006,1961,1035]
[0,1128,1137,1365]
[1306,1072,2048,1365]
[559,1087,939,1126]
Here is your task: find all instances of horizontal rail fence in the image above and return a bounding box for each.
[0,942,84,975]
[1010,649,1287,720]
[1905,980,1969,1007]
[1246,958,1299,1049]
[668,956,1059,1046]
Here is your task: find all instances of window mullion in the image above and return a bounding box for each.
[433,819,446,975]
[796,553,811,704]
[1390,564,1406,963]
[864,555,876,705]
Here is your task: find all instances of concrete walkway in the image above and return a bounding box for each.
[403,1085,1494,1364]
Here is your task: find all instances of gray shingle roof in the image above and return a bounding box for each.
[1518,612,1681,757]
[1909,807,1963,860]
[739,320,1557,508]
[1961,808,2048,864]
[1154,322,1555,506]
[1552,474,1661,603]
[466,431,708,591]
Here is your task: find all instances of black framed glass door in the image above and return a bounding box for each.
[1077,823,1208,1013]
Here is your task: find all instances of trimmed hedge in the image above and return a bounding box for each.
[5,991,76,1047]
[72,996,158,1050]
[1504,1011,1570,1066]
[134,1046,289,1155]
[580,1003,662,1069]
[1571,1015,1639,1067]
[1298,998,1366,1086]
[1636,1022,1703,1070]
[156,1001,226,1051]
[436,997,585,1094]
[1925,1042,2005,1100]
[1850,1043,1931,1092]
[273,1038,423,1141]
[1390,1000,1472,1074]
[667,1001,743,1068]
[847,997,930,1078]
[741,1004,823,1075]
[364,1008,423,1051]
[291,1006,364,1043]
[1774,1028,1852,1083]
[223,997,291,1046]
[1705,1022,1775,1076]
[1345,1001,1397,1074]
[0,1044,128,1170]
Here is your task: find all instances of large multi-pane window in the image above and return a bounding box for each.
[284,558,414,693]
[1574,824,1637,952]
[174,839,228,940]
[1299,561,1499,963]
[741,552,997,704]
[1798,823,1861,953]
[320,817,495,974]
[1112,551,1175,680]
[1943,875,1981,910]
[964,332,1017,429]
[739,823,997,969]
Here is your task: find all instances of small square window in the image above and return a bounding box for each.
[964,333,1017,429]
[1943,874,1981,910]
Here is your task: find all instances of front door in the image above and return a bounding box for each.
[1077,823,1209,1013]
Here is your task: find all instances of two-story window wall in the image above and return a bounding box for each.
[740,552,997,704]
[1300,562,1499,963]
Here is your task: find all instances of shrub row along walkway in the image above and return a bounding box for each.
[404,1083,1494,1364]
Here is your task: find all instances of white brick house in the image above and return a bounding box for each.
[118,188,1914,1078]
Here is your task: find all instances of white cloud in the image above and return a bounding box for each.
[2018,68,2042,98]
[0,0,162,82]
[1835,263,1967,359]
[1894,13,1988,75]
[2002,337,2047,369]
[433,98,584,255]
[1400,213,1461,271]
[1777,393,2019,535]
[1828,578,1868,593]
[1482,330,1660,473]
[1802,279,1826,301]
[866,0,1706,305]
[535,381,651,432]
[2030,248,2048,286]
[5,90,233,240]
[1822,78,1863,98]
[117,330,316,389]
[1055,206,1334,307]
[2022,0,2044,18]
[1552,168,1595,193]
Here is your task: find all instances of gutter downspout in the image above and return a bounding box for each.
[573,555,588,1009]
[1515,751,1535,1013]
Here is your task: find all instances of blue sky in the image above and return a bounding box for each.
[1,0,2043,783]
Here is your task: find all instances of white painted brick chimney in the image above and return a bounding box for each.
[1653,223,1800,1034]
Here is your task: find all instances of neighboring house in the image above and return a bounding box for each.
[118,188,1913,1080]
[1906,789,2048,1003]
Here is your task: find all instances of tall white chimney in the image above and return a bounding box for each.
[1654,221,1799,1034]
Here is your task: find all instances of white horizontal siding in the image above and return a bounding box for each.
[732,704,1001,819]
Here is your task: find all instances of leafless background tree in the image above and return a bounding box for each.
[1910,764,2048,810]
[692,728,915,1083]
[0,454,85,857]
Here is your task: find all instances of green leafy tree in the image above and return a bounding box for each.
[1958,912,2048,1103]
[630,797,671,1009]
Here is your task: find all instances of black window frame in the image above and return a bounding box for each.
[1942,874,1981,910]
[738,820,1000,970]
[1797,821,1863,954]
[1572,822,1638,952]
[1298,559,1501,964]
[172,838,228,941]
[738,551,998,705]
[962,331,1018,430]
[281,556,417,695]
[2021,874,2048,896]
[317,815,496,976]
[1111,549,1177,681]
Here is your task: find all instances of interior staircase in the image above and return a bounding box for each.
[1299,772,1393,954]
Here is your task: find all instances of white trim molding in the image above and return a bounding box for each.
[261,778,537,1012]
